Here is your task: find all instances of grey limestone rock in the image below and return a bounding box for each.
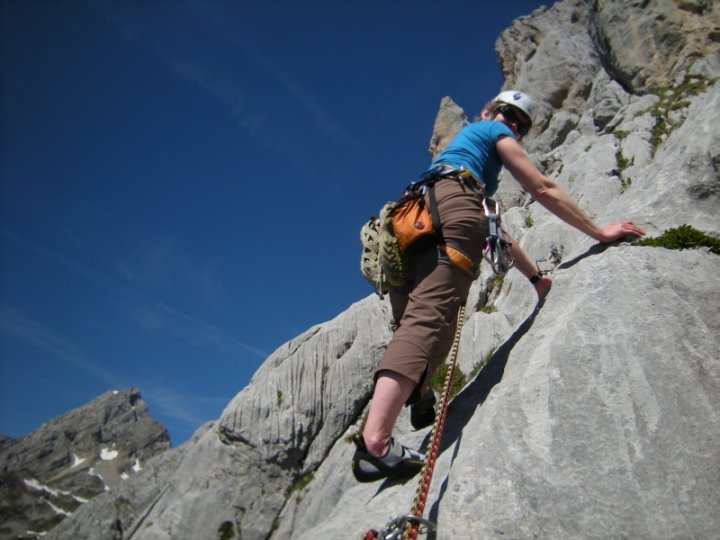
[282,247,720,540]
[496,0,602,138]
[428,96,468,160]
[589,0,720,92]
[0,388,168,540]
[44,298,391,540]
[216,297,388,472]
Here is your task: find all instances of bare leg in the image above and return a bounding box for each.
[503,230,553,300]
[362,370,417,456]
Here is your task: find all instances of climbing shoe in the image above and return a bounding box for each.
[352,436,424,483]
[410,390,436,430]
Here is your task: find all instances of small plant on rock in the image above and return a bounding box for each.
[431,363,467,400]
[615,148,631,172]
[635,224,720,254]
[218,521,235,540]
[649,74,718,153]
[469,348,496,380]
[620,176,632,193]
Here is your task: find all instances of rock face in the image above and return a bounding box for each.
[589,0,720,93]
[36,1,720,539]
[0,388,169,539]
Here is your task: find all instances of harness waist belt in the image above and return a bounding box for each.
[432,165,484,192]
[438,245,475,276]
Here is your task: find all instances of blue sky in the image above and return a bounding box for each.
[0,0,547,446]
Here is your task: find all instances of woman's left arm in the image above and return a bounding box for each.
[496,136,645,243]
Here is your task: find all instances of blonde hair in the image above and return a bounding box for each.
[473,100,501,121]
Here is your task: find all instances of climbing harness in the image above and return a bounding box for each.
[482,197,514,274]
[360,166,482,297]
[399,166,482,283]
[360,304,466,540]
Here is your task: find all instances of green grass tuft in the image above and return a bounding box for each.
[218,521,235,540]
[431,364,467,399]
[635,224,720,254]
[648,74,718,153]
[469,348,496,381]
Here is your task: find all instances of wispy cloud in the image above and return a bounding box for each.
[97,1,366,161]
[3,229,267,362]
[2,229,95,282]
[0,306,121,387]
[147,385,213,427]
[239,44,362,149]
[127,298,268,360]
[141,378,231,439]
[185,2,356,143]
[113,232,225,307]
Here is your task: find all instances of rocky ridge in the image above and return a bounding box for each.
[33,1,720,539]
[0,388,169,539]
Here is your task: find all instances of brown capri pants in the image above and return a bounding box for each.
[376,177,488,404]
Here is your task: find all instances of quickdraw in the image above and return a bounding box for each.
[361,304,466,540]
[363,515,436,540]
[482,197,514,274]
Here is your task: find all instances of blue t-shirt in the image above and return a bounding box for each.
[430,120,514,197]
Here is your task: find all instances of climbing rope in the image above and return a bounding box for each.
[359,304,466,540]
[402,303,465,539]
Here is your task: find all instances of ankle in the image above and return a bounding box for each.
[362,434,389,457]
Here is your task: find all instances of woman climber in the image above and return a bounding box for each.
[351,90,645,482]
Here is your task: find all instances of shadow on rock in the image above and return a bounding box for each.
[558,242,609,270]
[424,300,545,539]
[366,295,549,505]
[441,299,544,450]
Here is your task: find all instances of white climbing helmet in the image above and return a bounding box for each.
[493,90,535,127]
